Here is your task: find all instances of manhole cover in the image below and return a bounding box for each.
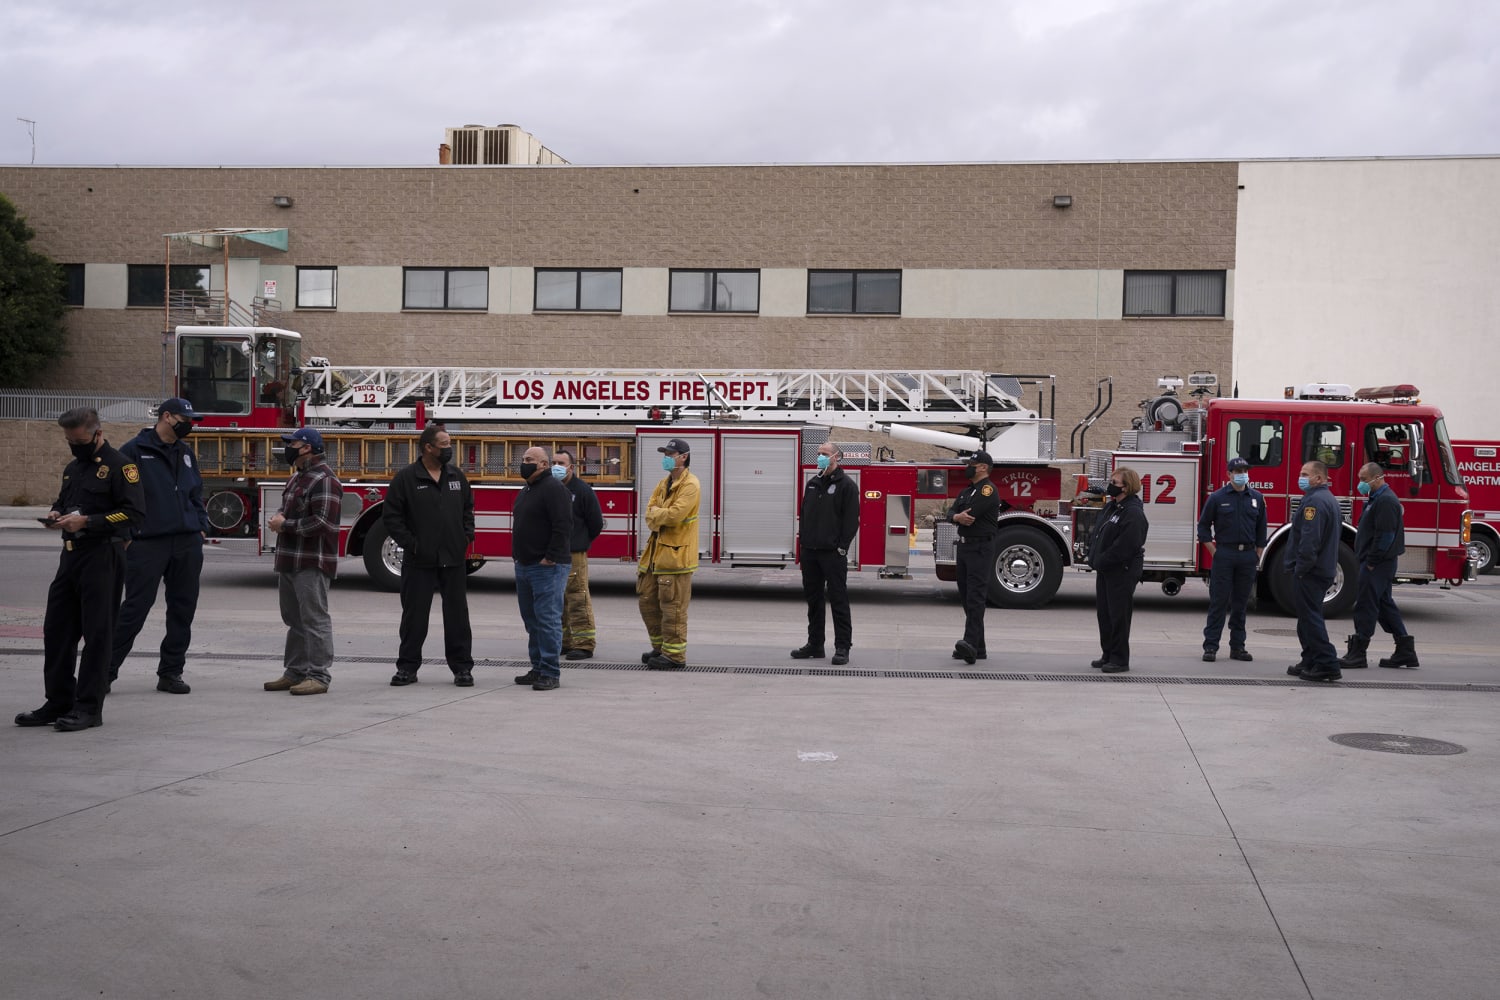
[1255,628,1302,636]
[1329,733,1467,755]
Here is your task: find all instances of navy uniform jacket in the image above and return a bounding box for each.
[1354,484,1406,566]
[1089,493,1149,577]
[1196,483,1268,547]
[1286,484,1341,578]
[951,476,1004,542]
[120,427,209,539]
[799,466,859,552]
[51,442,146,543]
[564,474,604,553]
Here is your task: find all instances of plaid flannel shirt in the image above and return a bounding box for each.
[274,458,344,577]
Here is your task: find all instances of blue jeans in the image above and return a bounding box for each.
[515,561,570,679]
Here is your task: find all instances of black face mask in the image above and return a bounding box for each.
[437,447,454,466]
[1106,483,1124,498]
[964,464,979,480]
[283,445,304,466]
[519,461,538,480]
[69,438,97,462]
[172,420,193,438]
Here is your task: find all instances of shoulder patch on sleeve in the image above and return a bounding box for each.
[1303,506,1316,520]
[123,463,140,484]
[980,484,994,496]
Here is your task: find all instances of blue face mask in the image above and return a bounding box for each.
[1297,476,1311,492]
[661,455,676,472]
[1357,480,1372,496]
[551,464,567,480]
[1231,473,1249,487]
[816,454,831,471]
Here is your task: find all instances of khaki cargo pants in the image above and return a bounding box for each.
[562,551,596,652]
[637,571,693,664]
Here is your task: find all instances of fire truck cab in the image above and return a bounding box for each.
[175,325,301,429]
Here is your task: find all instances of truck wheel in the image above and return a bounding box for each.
[1266,541,1358,619]
[205,490,247,534]
[1467,531,1497,575]
[465,557,486,575]
[986,525,1063,609]
[361,520,404,592]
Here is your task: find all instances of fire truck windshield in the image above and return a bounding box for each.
[1434,418,1462,485]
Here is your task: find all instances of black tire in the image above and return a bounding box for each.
[1266,540,1358,619]
[361,519,404,592]
[1467,530,1498,575]
[465,557,486,576]
[986,525,1064,609]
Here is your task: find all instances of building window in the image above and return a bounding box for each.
[296,267,338,309]
[127,264,211,307]
[62,264,85,307]
[534,268,622,312]
[403,267,488,310]
[1123,270,1226,317]
[1302,422,1345,468]
[807,269,901,315]
[668,269,760,313]
[1227,419,1284,467]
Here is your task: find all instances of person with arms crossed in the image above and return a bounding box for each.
[639,439,700,670]
[1089,467,1149,673]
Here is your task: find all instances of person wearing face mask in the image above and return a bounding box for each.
[553,449,604,661]
[1285,460,1342,682]
[15,408,144,732]
[1088,466,1149,673]
[949,450,1006,665]
[791,440,860,665]
[1195,456,1267,663]
[264,427,344,695]
[383,425,476,687]
[106,398,209,696]
[638,438,701,670]
[1340,461,1417,670]
[510,445,573,690]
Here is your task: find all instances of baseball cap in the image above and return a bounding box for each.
[970,450,995,466]
[157,398,202,420]
[1227,456,1251,471]
[657,438,691,454]
[280,427,325,452]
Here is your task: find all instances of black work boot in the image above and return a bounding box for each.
[1378,634,1420,669]
[1337,635,1370,669]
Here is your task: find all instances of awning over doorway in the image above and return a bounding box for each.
[163,228,289,252]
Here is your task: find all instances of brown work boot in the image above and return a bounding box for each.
[289,678,329,696]
[264,676,298,691]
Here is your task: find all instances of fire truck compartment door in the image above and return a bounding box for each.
[258,483,281,555]
[721,433,798,560]
[1121,453,1199,568]
[637,431,716,560]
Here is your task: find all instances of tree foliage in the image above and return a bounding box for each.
[0,193,69,386]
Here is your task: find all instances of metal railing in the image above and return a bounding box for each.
[0,390,156,423]
[166,290,282,328]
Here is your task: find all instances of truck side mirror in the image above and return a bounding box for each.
[1409,459,1424,496]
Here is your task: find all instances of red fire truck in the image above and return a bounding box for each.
[174,326,1062,592]
[1452,440,1500,574]
[934,375,1474,615]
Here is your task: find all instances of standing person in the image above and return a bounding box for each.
[16,408,144,732]
[1196,456,1268,662]
[264,428,343,696]
[1286,460,1343,682]
[384,425,476,687]
[554,448,604,661]
[950,450,1004,665]
[511,445,572,691]
[1090,466,1149,673]
[639,438,700,670]
[791,441,860,665]
[1339,461,1419,670]
[107,398,208,695]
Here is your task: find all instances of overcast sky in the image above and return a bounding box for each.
[2,0,1496,167]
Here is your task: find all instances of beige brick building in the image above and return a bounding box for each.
[0,161,1236,472]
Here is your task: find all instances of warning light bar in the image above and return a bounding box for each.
[1355,384,1421,402]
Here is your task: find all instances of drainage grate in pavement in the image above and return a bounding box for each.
[882,670,954,679]
[734,666,805,675]
[1254,628,1302,636]
[1329,733,1467,755]
[806,668,880,677]
[1035,673,1107,681]
[685,665,732,673]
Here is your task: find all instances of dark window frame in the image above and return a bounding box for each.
[126,263,212,308]
[667,268,761,314]
[1227,418,1285,467]
[62,263,85,307]
[533,268,624,312]
[402,266,489,311]
[806,269,902,315]
[1123,270,1227,317]
[295,266,338,310]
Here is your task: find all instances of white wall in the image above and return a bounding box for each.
[1234,157,1500,438]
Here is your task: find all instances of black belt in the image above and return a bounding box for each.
[1219,543,1255,551]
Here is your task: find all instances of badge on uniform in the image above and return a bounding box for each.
[1303,507,1316,520]
[182,455,192,469]
[97,464,110,480]
[448,479,460,491]
[123,463,140,483]
[827,484,836,494]
[980,484,994,496]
